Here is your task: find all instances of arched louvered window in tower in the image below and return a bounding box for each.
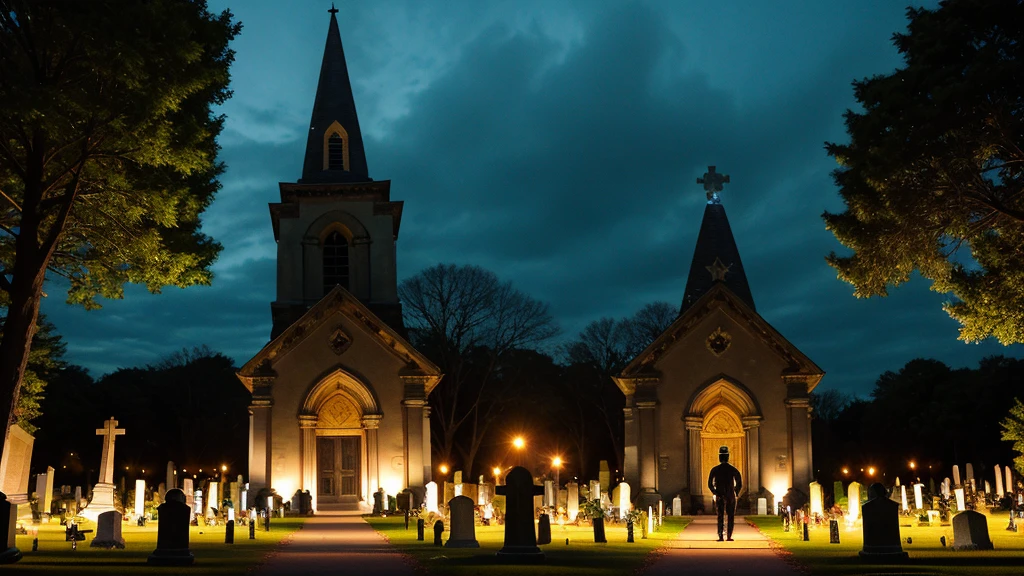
[327,133,345,170]
[322,231,349,294]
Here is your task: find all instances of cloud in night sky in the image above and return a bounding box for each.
[39,0,1022,395]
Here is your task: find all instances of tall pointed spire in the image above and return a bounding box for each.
[681,167,755,312]
[299,5,370,184]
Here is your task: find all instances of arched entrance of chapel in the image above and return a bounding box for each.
[300,367,382,510]
[685,376,762,506]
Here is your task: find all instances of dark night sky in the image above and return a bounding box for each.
[39,0,1022,396]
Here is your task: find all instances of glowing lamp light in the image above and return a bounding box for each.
[492,467,501,477]
[552,457,562,468]
[909,461,916,470]
[868,467,876,476]
[439,464,449,475]
[842,468,849,475]
[222,465,228,472]
[512,437,525,450]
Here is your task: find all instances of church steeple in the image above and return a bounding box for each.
[299,5,370,184]
[681,167,756,312]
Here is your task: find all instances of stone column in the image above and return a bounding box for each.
[622,405,639,490]
[422,406,432,485]
[249,372,274,492]
[742,416,762,500]
[684,416,703,502]
[301,236,321,303]
[785,397,812,492]
[636,401,658,494]
[402,400,426,488]
[362,415,381,497]
[299,414,318,511]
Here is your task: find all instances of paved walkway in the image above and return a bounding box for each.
[256,511,417,576]
[644,516,804,576]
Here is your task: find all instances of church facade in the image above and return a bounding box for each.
[615,168,823,512]
[236,9,440,511]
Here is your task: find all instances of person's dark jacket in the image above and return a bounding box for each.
[708,463,742,499]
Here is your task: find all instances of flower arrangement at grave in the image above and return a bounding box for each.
[579,498,606,521]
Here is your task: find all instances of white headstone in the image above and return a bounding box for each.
[166,461,175,491]
[966,463,974,481]
[617,482,630,520]
[425,481,439,514]
[913,483,923,510]
[41,466,54,515]
[942,478,951,497]
[952,465,961,487]
[208,481,219,517]
[135,479,146,519]
[589,480,601,502]
[567,483,579,521]
[647,505,654,533]
[757,497,767,515]
[984,480,991,494]
[0,424,34,501]
[544,480,555,508]
[1006,467,1013,496]
[809,482,823,516]
[183,478,194,510]
[241,482,248,510]
[195,489,203,515]
[847,482,862,524]
[658,500,663,526]
[74,486,82,508]
[954,487,966,512]
[995,465,1005,498]
[673,495,682,516]
[900,485,908,511]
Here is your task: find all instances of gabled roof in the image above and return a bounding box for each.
[237,285,441,393]
[681,202,755,313]
[299,8,370,184]
[617,282,823,391]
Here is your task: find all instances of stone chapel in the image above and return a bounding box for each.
[614,167,823,513]
[236,8,440,511]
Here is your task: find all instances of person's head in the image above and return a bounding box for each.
[719,446,730,463]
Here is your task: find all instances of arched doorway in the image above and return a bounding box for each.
[700,406,745,497]
[315,394,362,505]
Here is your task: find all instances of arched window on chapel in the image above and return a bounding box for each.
[322,231,349,294]
[327,133,346,171]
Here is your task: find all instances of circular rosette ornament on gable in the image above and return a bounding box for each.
[329,325,353,355]
[705,327,732,357]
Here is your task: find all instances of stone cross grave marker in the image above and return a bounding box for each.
[445,495,479,548]
[147,488,194,565]
[96,418,125,484]
[495,466,545,560]
[859,483,908,561]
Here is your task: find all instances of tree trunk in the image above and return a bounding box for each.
[0,257,47,460]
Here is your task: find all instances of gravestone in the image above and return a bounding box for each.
[954,488,966,512]
[900,485,908,511]
[599,461,611,492]
[208,481,219,518]
[135,479,146,520]
[809,482,823,516]
[495,466,545,560]
[445,496,479,548]
[567,483,579,521]
[183,478,194,513]
[433,520,443,546]
[544,480,555,508]
[859,483,907,561]
[1005,467,1013,496]
[91,510,125,549]
[953,465,961,487]
[425,481,438,513]
[225,520,234,544]
[966,463,974,483]
[617,482,631,520]
[454,471,463,485]
[166,461,175,491]
[942,478,950,498]
[0,492,21,564]
[148,488,194,565]
[829,519,840,544]
[83,417,124,520]
[847,482,862,523]
[913,484,923,510]
[443,482,455,509]
[673,495,682,516]
[757,497,767,515]
[537,513,551,545]
[995,464,1005,498]
[0,424,34,505]
[417,518,424,541]
[589,480,601,502]
[952,510,993,550]
[35,467,54,516]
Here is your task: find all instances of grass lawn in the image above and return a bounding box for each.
[365,515,690,576]
[748,513,1024,575]
[5,516,303,575]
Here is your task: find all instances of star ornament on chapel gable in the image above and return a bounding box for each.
[706,257,731,282]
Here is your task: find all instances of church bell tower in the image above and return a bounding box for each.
[268,6,405,338]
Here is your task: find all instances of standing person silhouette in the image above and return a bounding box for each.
[707,445,742,541]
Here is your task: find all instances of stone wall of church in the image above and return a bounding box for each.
[650,307,804,509]
[276,199,398,307]
[265,308,421,504]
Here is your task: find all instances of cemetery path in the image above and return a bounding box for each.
[644,516,804,576]
[255,511,418,576]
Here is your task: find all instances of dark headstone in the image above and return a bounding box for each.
[91,510,125,549]
[404,510,410,530]
[627,519,634,543]
[495,466,545,560]
[859,483,908,562]
[593,517,607,543]
[417,518,425,541]
[829,520,840,544]
[952,510,994,551]
[0,492,22,564]
[433,520,444,546]
[225,520,234,544]
[537,514,551,545]
[147,488,195,566]
[249,515,256,539]
[445,496,479,548]
[802,520,809,542]
[373,489,384,515]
